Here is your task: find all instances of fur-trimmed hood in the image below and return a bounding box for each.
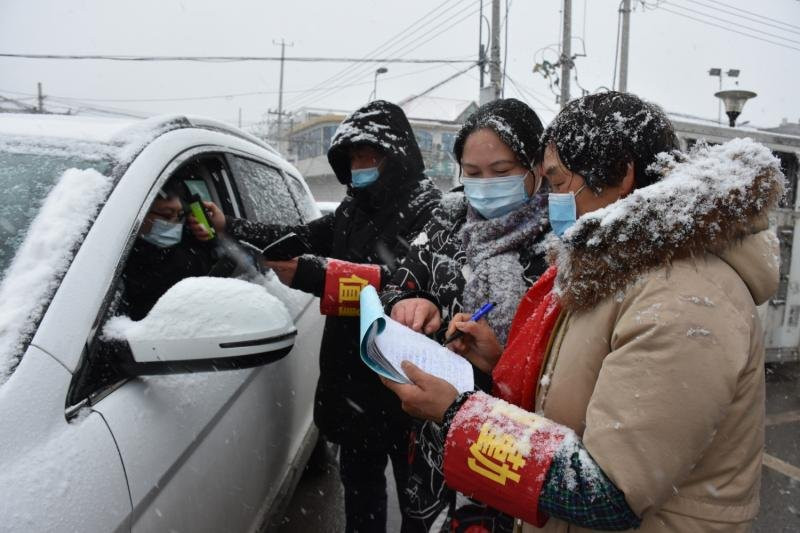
[548,137,784,311]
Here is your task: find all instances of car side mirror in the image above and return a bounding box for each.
[104,277,296,375]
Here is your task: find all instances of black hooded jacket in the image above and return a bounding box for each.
[226,100,441,449]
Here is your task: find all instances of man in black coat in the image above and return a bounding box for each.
[197,100,441,532]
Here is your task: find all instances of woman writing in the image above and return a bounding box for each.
[382,98,550,531]
[384,92,781,531]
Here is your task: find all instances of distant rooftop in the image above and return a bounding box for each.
[761,118,800,136]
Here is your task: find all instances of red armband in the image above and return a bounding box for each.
[320,259,382,316]
[443,392,566,528]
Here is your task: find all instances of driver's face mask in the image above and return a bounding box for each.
[142,218,184,248]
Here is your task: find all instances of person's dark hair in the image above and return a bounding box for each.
[538,91,679,192]
[453,98,544,171]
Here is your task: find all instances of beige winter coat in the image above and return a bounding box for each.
[524,139,783,532]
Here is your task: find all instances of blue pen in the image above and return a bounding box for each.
[443,302,496,345]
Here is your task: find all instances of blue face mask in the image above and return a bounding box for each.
[141,218,183,248]
[462,173,530,219]
[548,184,587,237]
[351,166,380,188]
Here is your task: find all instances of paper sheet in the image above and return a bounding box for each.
[359,286,474,393]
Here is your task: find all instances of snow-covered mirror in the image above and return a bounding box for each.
[104,277,296,374]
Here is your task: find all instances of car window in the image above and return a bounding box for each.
[0,148,113,385]
[0,151,112,279]
[68,153,254,407]
[284,173,319,223]
[228,156,302,225]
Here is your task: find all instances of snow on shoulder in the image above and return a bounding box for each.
[104,277,291,342]
[549,137,784,311]
[0,168,112,384]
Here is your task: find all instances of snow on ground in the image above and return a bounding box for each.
[0,168,112,383]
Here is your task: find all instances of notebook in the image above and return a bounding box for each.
[359,286,474,393]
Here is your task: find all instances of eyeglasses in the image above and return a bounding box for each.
[148,210,185,223]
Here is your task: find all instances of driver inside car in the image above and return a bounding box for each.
[119,179,235,320]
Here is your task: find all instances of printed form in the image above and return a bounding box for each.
[359,286,474,393]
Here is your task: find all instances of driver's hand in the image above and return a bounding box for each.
[187,201,226,240]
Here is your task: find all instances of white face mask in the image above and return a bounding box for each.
[141,218,183,248]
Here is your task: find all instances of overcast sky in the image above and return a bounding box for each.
[1,0,798,129]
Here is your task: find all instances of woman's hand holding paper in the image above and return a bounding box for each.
[381,361,458,423]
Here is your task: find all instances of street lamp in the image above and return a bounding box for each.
[708,68,740,124]
[714,90,757,127]
[372,67,388,101]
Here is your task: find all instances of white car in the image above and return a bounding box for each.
[0,113,325,532]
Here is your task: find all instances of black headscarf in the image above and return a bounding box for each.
[453,98,544,171]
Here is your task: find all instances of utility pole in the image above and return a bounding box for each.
[37,82,44,113]
[490,0,502,100]
[559,0,572,108]
[478,0,485,90]
[618,0,631,92]
[238,108,242,128]
[273,38,293,149]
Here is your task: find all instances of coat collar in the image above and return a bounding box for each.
[547,138,785,311]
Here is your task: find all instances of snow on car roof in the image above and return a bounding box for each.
[0,113,279,163]
[0,113,139,144]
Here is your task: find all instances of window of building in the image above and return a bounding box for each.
[415,130,433,152]
[441,132,457,154]
[322,125,338,153]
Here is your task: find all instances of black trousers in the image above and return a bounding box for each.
[339,444,411,533]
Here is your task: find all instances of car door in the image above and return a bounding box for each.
[223,154,323,482]
[89,143,321,533]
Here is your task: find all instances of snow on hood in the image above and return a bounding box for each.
[549,137,784,311]
[0,168,113,383]
[103,277,291,341]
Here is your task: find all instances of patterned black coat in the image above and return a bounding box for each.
[381,189,548,342]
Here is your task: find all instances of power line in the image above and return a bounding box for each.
[503,73,557,113]
[286,0,473,109]
[0,52,475,64]
[0,63,451,104]
[289,0,482,109]
[664,1,800,45]
[401,62,478,105]
[655,5,800,52]
[290,0,482,109]
[691,0,800,32]
[681,0,800,36]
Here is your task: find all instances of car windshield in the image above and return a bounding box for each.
[0,141,114,382]
[0,150,113,278]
